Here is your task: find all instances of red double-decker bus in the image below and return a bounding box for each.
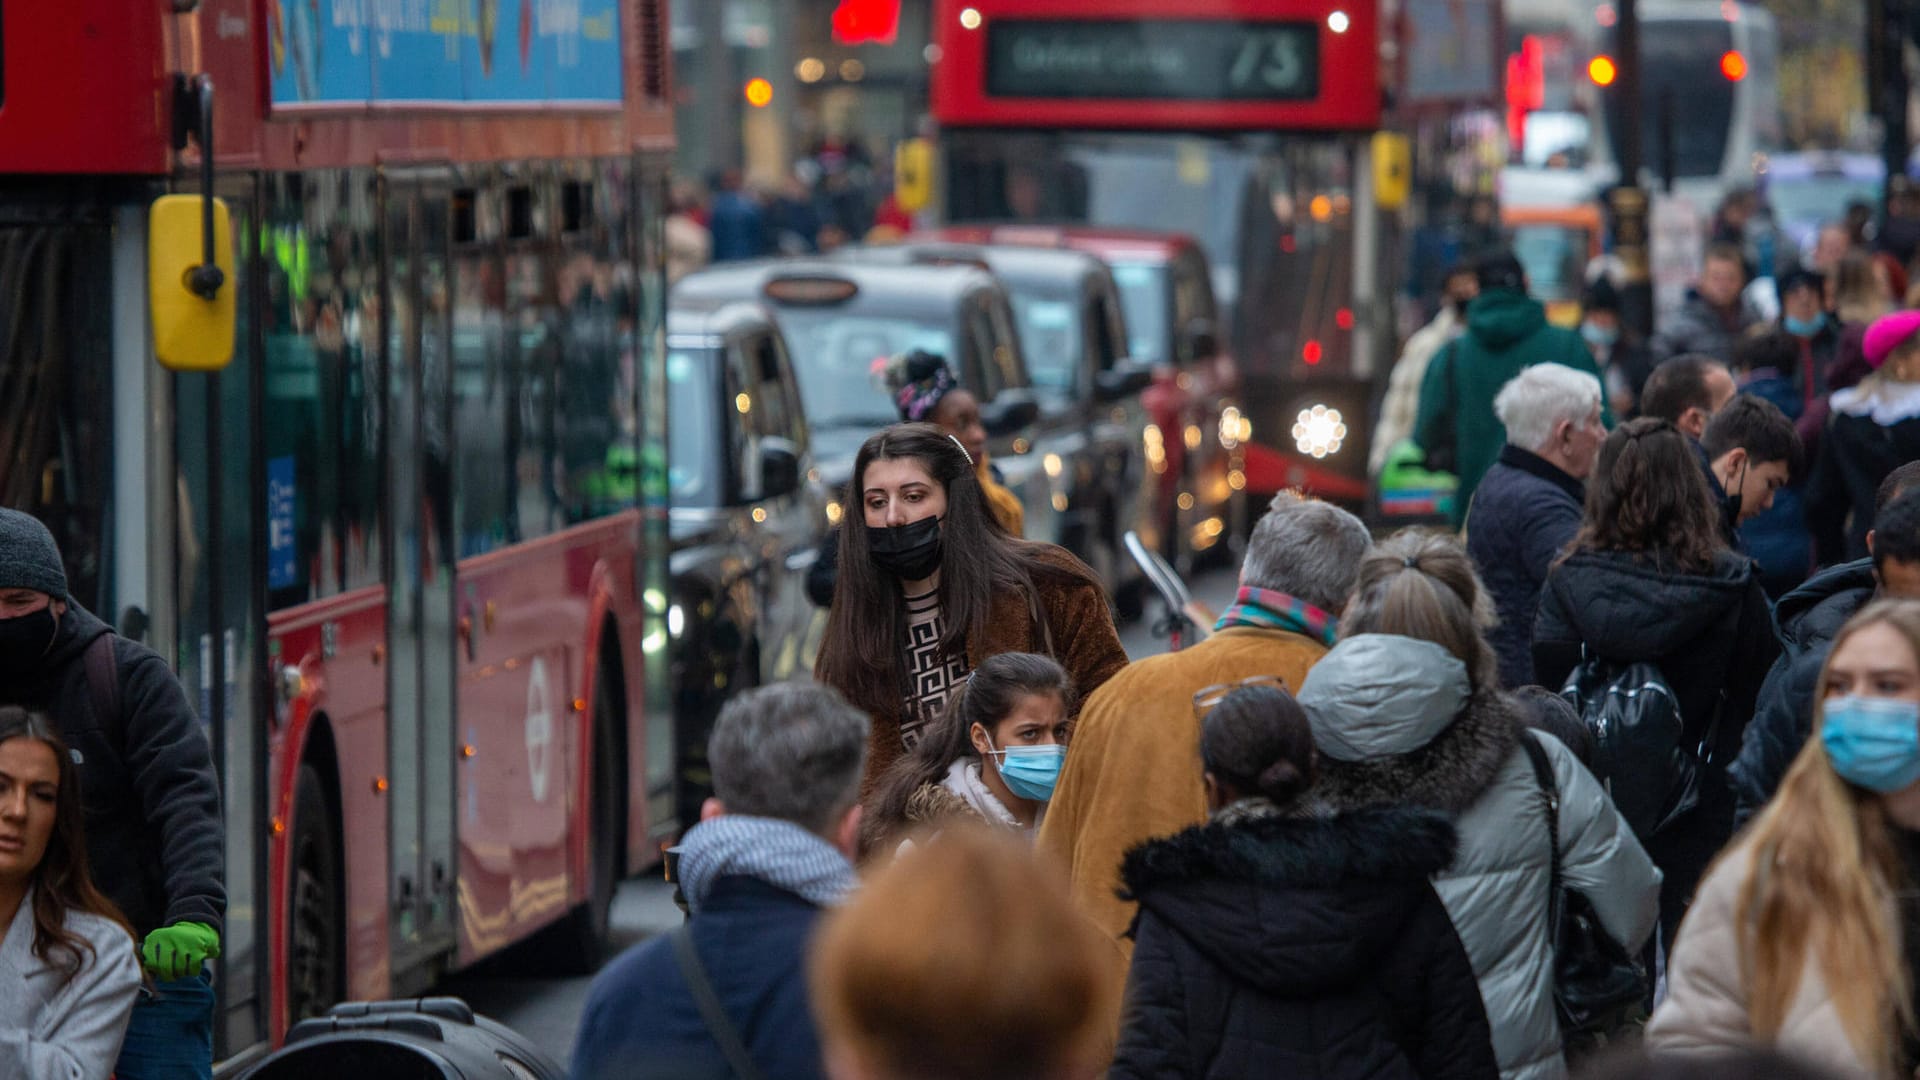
[0,0,675,1063]
[928,0,1392,497]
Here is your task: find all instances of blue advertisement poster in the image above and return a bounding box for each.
[267,455,298,591]
[266,0,623,107]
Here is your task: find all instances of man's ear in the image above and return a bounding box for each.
[1682,407,1707,440]
[1712,447,1746,486]
[1869,529,1878,556]
[700,797,726,822]
[832,803,864,860]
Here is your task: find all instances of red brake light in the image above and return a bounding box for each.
[1720,51,1747,81]
[1302,340,1323,365]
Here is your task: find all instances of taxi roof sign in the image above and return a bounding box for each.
[763,276,860,305]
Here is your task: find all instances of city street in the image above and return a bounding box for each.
[438,567,1240,1066]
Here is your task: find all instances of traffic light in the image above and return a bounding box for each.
[1588,55,1618,87]
[833,0,901,45]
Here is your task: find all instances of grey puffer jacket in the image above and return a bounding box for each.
[1298,635,1663,1080]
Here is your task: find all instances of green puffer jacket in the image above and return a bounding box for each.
[1412,289,1610,526]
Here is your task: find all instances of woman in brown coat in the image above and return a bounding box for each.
[815,424,1126,793]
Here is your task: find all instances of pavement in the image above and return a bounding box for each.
[436,566,1241,1068]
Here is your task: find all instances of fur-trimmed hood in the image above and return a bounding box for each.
[1300,646,1522,817]
[1119,807,1459,995]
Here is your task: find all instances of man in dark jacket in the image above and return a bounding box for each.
[571,682,867,1080]
[1413,252,1612,526]
[1467,364,1605,688]
[0,508,224,1079]
[1702,394,1804,570]
[1731,475,1920,823]
[1651,244,1765,363]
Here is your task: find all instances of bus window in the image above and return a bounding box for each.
[261,171,384,610]
[0,224,114,615]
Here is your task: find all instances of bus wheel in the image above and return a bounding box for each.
[552,671,620,973]
[287,764,342,1025]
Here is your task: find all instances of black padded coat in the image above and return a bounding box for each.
[1109,806,1498,1080]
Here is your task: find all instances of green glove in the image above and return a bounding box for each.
[140,921,221,981]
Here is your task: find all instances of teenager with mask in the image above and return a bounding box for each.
[864,652,1072,852]
[1372,263,1477,479]
[1580,277,1655,419]
[0,706,142,1080]
[807,351,1023,608]
[1650,600,1920,1075]
[1700,393,1806,594]
[814,424,1126,793]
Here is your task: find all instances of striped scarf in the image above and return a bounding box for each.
[675,815,858,914]
[1214,586,1338,647]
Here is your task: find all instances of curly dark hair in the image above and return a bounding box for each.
[1568,417,1725,573]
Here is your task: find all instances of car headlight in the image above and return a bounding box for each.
[1292,405,1347,459]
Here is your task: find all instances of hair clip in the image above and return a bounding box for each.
[947,433,974,468]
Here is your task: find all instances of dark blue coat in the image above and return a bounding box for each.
[1729,558,1876,824]
[570,877,827,1080]
[1465,445,1584,689]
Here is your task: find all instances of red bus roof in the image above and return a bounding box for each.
[922,224,1201,265]
[0,0,673,176]
[930,0,1381,133]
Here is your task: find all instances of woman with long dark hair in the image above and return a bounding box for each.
[815,424,1126,791]
[0,705,141,1078]
[864,652,1073,853]
[1534,417,1779,948]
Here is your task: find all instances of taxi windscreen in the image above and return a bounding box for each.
[774,310,956,430]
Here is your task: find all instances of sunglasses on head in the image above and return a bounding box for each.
[1191,674,1289,722]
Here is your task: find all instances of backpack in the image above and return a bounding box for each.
[1560,656,1717,840]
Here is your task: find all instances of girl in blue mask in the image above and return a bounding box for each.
[1651,599,1920,1076]
[864,652,1073,854]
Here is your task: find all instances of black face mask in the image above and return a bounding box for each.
[0,607,58,678]
[1723,457,1747,527]
[867,516,944,581]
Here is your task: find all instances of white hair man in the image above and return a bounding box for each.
[1038,491,1371,990]
[1467,363,1607,687]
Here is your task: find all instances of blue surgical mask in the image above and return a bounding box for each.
[1581,320,1620,348]
[1821,695,1920,793]
[1784,312,1827,337]
[988,743,1065,802]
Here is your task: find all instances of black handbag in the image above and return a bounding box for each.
[1519,733,1649,1057]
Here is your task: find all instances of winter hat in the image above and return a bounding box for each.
[1476,251,1527,293]
[0,509,68,600]
[1863,310,1920,369]
[877,349,959,423]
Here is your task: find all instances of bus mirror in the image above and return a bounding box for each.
[149,194,236,371]
[1372,132,1411,212]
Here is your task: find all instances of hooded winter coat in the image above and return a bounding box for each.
[1036,624,1329,995]
[1111,807,1498,1080]
[0,602,224,940]
[1730,558,1875,823]
[1412,289,1610,525]
[1298,635,1662,1080]
[1533,549,1779,940]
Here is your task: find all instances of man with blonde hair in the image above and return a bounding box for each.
[1467,363,1607,686]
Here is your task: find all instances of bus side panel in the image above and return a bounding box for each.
[452,514,639,963]
[265,587,391,1039]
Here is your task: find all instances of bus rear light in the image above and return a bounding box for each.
[1302,340,1323,365]
[1720,51,1746,81]
[1335,307,1354,330]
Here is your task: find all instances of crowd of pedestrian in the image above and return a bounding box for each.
[663,144,916,284]
[558,192,1920,1080]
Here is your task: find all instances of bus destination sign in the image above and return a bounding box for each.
[985,19,1318,102]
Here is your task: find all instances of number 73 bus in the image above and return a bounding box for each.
[0,0,677,1063]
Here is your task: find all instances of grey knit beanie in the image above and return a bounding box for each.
[0,509,68,600]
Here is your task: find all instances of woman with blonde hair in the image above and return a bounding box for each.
[1649,598,1920,1076]
[1299,531,1660,1079]
[810,826,1114,1080]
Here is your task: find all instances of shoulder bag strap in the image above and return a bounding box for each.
[671,925,769,1080]
[83,632,125,754]
[1518,733,1565,936]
